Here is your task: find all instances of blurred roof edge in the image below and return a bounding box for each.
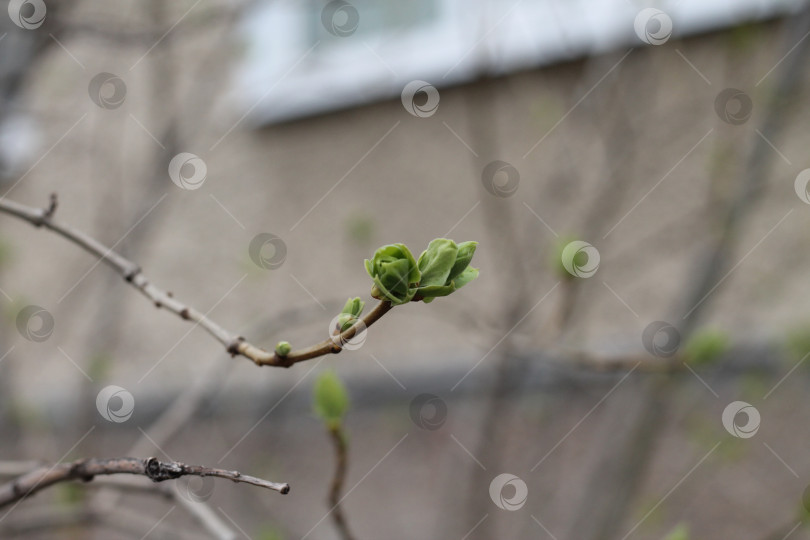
[237,0,802,126]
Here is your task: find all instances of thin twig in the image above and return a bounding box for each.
[0,456,289,509]
[0,195,393,367]
[327,425,357,540]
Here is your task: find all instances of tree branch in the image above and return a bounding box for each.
[0,195,393,368]
[0,456,289,509]
[327,425,357,540]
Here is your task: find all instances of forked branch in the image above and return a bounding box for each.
[0,195,393,368]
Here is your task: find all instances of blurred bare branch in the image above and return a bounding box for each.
[0,194,395,368]
[326,425,356,540]
[0,456,289,509]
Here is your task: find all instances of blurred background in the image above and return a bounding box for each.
[1,0,810,538]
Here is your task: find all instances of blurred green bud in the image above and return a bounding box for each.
[684,330,729,366]
[415,239,479,303]
[663,524,689,540]
[313,371,349,427]
[275,341,292,357]
[255,527,284,540]
[364,243,421,305]
[550,235,578,280]
[784,324,810,364]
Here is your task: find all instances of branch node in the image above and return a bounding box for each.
[123,265,142,282]
[69,460,94,482]
[43,193,58,220]
[179,308,191,320]
[226,338,244,356]
[143,457,183,482]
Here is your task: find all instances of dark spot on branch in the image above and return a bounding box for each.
[180,308,191,320]
[143,457,183,482]
[69,461,94,482]
[226,338,243,356]
[44,193,58,219]
[124,266,142,282]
